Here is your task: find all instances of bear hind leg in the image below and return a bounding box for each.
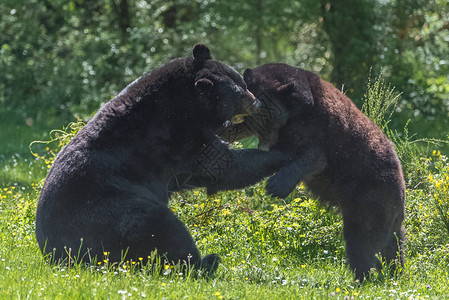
[343,220,381,280]
[119,204,220,275]
[342,204,405,280]
[380,224,405,273]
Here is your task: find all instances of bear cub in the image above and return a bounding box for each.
[224,63,406,280]
[35,46,288,274]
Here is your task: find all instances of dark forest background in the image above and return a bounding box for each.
[1,0,448,153]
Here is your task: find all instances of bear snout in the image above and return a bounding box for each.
[230,93,261,124]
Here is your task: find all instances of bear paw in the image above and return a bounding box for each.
[266,174,294,198]
[199,254,220,276]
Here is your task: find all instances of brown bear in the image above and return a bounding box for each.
[222,63,406,280]
[35,46,289,275]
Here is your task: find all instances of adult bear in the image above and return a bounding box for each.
[222,63,406,280]
[35,46,288,274]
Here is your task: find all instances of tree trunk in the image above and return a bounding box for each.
[111,0,131,40]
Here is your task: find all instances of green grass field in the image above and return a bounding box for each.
[1,117,449,299]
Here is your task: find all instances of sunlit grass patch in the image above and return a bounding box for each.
[0,155,47,186]
[2,158,449,298]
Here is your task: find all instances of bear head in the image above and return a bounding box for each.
[191,44,261,130]
[219,63,316,151]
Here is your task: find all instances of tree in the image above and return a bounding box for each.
[320,0,380,102]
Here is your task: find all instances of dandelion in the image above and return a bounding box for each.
[222,208,231,216]
[161,282,166,287]
[336,287,341,293]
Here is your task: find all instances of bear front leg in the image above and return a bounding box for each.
[188,138,291,193]
[208,149,290,193]
[266,149,327,198]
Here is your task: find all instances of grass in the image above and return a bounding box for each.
[0,112,70,187]
[1,181,449,299]
[1,76,449,298]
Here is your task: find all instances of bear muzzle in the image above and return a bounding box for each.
[230,94,261,124]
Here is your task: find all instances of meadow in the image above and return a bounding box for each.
[1,78,449,299]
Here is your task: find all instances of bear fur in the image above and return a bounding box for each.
[35,46,288,274]
[222,63,406,280]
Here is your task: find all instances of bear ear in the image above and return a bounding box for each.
[277,81,314,106]
[193,44,212,63]
[243,68,254,83]
[195,78,214,93]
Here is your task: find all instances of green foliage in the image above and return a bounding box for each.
[171,186,344,264]
[379,0,449,146]
[402,150,449,262]
[424,151,449,234]
[1,0,448,148]
[360,73,449,268]
[321,0,381,99]
[29,121,86,166]
[362,72,401,129]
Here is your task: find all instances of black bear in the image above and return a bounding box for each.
[35,45,288,274]
[222,63,406,280]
